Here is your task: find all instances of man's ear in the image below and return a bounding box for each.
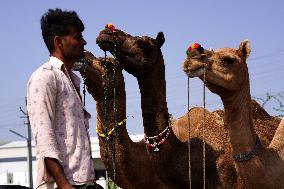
[54,36,63,48]
[156,32,165,49]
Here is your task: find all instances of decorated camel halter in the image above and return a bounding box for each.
[186,43,206,189]
[100,23,120,189]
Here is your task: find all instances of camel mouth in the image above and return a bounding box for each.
[184,67,204,78]
[96,30,117,51]
[96,40,114,51]
[73,50,93,71]
[183,57,206,78]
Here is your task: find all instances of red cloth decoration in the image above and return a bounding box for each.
[105,23,116,32]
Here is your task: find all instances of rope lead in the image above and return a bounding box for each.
[187,76,192,189]
[203,65,206,189]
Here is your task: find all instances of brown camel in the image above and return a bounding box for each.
[96,27,221,188]
[183,40,284,188]
[78,51,171,189]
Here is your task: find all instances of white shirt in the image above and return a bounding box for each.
[27,57,95,188]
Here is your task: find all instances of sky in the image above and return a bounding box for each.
[0,0,283,141]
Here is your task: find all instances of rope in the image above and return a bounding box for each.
[83,78,86,106]
[103,51,111,189]
[110,31,119,186]
[187,65,206,189]
[103,32,119,187]
[187,76,192,189]
[202,65,206,189]
[112,65,117,183]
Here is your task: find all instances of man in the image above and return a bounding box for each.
[27,8,103,189]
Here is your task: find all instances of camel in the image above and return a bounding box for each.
[77,51,171,189]
[191,99,281,188]
[96,27,281,188]
[96,27,221,188]
[183,40,284,188]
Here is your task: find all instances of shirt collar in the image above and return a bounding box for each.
[49,56,64,69]
[49,56,81,88]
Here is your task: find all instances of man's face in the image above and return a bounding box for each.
[60,27,87,61]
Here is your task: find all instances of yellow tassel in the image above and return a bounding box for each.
[96,117,127,138]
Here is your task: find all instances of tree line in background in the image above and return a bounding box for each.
[254,91,284,118]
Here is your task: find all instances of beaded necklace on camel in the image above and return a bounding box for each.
[143,114,172,152]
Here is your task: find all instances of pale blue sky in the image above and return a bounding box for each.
[0,0,283,141]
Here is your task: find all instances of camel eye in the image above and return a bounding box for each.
[222,56,236,64]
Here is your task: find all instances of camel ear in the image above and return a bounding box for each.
[156,32,165,48]
[238,39,251,59]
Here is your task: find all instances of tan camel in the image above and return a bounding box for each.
[78,51,171,189]
[191,99,280,188]
[183,40,284,188]
[172,107,209,142]
[97,28,221,188]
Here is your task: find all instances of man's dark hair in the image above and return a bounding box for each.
[40,8,85,53]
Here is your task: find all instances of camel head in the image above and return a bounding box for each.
[96,26,165,77]
[183,40,251,98]
[75,50,123,102]
[74,51,105,101]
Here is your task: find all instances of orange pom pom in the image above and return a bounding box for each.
[105,23,116,32]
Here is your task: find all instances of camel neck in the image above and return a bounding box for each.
[96,90,130,142]
[137,58,169,137]
[222,86,257,155]
[93,67,130,142]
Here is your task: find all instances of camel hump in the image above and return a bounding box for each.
[269,118,284,150]
[251,99,281,147]
[172,107,210,142]
[250,99,271,119]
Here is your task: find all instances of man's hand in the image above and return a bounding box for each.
[44,157,73,189]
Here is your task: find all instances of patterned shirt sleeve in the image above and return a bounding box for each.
[27,67,62,179]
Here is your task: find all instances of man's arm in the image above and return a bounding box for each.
[27,69,73,188]
[44,158,75,189]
